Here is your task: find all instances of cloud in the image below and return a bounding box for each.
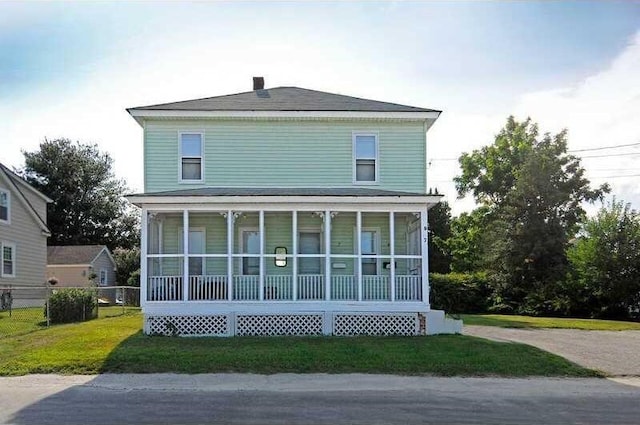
[428,30,640,215]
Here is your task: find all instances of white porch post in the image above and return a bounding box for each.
[227,210,233,301]
[356,211,363,301]
[140,208,148,305]
[259,210,265,301]
[420,208,429,307]
[324,210,331,300]
[183,209,189,301]
[389,211,395,302]
[292,210,298,301]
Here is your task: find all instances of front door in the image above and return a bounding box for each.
[242,230,260,275]
[299,231,321,274]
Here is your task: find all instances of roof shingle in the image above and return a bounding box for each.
[47,245,107,265]
[128,87,440,113]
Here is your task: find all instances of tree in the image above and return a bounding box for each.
[567,200,640,319]
[445,207,491,273]
[428,201,452,273]
[21,138,139,250]
[455,117,608,314]
[113,247,141,286]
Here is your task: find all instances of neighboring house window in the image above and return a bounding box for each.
[0,189,9,224]
[353,133,378,183]
[180,133,204,182]
[1,243,15,277]
[99,270,107,286]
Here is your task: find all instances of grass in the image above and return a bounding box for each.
[0,311,598,377]
[0,306,141,338]
[461,314,640,331]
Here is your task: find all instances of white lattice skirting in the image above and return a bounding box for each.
[144,313,421,336]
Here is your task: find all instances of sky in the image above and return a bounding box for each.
[1,1,639,215]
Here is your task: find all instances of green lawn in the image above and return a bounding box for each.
[0,311,598,377]
[461,314,640,331]
[0,306,141,338]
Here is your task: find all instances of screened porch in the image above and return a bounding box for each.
[143,209,427,303]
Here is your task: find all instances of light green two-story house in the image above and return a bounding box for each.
[127,78,461,336]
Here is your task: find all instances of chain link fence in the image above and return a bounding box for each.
[0,285,140,338]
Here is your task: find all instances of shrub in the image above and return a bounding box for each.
[46,288,98,324]
[430,272,491,314]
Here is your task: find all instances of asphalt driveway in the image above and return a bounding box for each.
[464,325,640,376]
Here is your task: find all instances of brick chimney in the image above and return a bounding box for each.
[253,77,264,90]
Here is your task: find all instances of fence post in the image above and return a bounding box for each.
[46,284,50,327]
[122,287,125,315]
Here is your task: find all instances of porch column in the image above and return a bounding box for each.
[259,210,265,301]
[227,210,233,301]
[389,211,395,302]
[183,209,189,301]
[140,208,148,304]
[420,208,429,307]
[324,210,331,300]
[356,211,362,301]
[292,210,298,301]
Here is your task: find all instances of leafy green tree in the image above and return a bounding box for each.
[21,138,139,250]
[428,201,452,273]
[113,247,141,286]
[446,207,490,273]
[567,200,640,319]
[455,117,608,314]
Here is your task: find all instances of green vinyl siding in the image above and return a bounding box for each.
[144,119,426,193]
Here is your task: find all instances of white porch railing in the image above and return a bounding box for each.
[189,275,228,301]
[395,275,421,301]
[331,275,356,300]
[148,276,183,301]
[147,274,421,302]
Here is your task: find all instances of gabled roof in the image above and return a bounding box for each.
[128,86,441,113]
[47,245,114,266]
[0,162,51,236]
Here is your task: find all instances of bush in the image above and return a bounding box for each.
[430,272,491,314]
[46,288,98,324]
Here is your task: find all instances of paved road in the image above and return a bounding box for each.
[464,325,640,376]
[2,374,640,425]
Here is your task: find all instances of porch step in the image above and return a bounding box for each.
[425,310,463,335]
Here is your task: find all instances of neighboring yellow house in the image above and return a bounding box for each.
[46,245,116,288]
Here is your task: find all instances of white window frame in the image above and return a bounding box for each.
[1,242,16,278]
[0,188,10,225]
[297,226,323,275]
[99,269,108,286]
[178,226,207,275]
[352,132,379,185]
[178,131,205,184]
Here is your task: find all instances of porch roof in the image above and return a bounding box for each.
[127,187,443,208]
[129,187,437,197]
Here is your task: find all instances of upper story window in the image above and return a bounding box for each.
[0,189,9,224]
[353,133,378,183]
[179,133,204,182]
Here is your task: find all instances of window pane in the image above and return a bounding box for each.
[356,136,376,158]
[0,192,7,221]
[356,160,375,182]
[181,134,202,157]
[3,246,12,275]
[361,231,377,254]
[362,259,377,275]
[182,158,202,180]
